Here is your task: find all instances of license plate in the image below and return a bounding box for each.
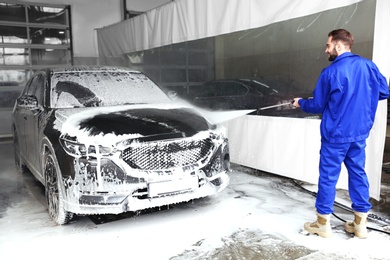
[148,176,198,197]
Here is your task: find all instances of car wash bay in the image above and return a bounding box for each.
[1,138,390,260]
[1,0,390,259]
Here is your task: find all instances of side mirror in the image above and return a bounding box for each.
[17,95,39,110]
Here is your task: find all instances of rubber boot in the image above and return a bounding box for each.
[304,211,332,238]
[345,211,368,238]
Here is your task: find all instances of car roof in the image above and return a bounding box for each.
[49,66,141,74]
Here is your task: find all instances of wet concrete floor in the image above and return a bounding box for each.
[1,139,389,259]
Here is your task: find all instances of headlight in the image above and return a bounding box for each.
[60,135,115,157]
[60,137,87,157]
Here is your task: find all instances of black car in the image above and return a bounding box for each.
[188,79,317,118]
[12,66,230,224]
[188,79,284,109]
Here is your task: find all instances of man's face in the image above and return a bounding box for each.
[325,36,338,61]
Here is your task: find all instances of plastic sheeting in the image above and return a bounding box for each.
[226,101,387,200]
[97,0,364,56]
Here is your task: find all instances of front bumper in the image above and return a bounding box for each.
[63,169,230,215]
[59,131,230,215]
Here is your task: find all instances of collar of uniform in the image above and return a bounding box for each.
[333,52,354,62]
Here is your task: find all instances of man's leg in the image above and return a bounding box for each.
[315,141,348,214]
[343,140,370,238]
[344,140,371,212]
[304,141,348,238]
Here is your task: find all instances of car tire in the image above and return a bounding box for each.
[13,129,26,174]
[44,150,75,225]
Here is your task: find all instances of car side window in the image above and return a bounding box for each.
[34,75,45,106]
[213,82,225,96]
[194,84,216,97]
[22,78,34,96]
[26,76,38,96]
[217,82,247,97]
[26,74,45,105]
[249,81,277,96]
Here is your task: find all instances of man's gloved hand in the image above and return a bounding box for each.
[293,98,301,108]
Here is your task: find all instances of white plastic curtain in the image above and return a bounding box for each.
[225,102,388,200]
[97,0,364,56]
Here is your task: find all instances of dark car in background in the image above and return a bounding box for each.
[188,79,317,118]
[12,66,230,224]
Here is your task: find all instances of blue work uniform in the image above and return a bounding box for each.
[298,52,389,214]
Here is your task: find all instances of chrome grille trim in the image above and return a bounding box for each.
[122,138,214,170]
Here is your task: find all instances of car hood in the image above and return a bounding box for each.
[54,104,213,145]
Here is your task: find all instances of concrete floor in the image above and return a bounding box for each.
[1,138,389,260]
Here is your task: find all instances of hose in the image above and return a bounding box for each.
[290,179,390,236]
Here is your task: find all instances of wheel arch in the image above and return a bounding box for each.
[41,137,66,201]
[42,137,75,224]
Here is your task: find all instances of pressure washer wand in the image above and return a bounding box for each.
[258,100,294,110]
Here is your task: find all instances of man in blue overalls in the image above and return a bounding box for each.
[293,29,389,238]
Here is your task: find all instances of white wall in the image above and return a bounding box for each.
[373,0,390,80]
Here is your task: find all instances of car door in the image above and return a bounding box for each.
[214,81,249,109]
[13,78,35,160]
[24,73,45,174]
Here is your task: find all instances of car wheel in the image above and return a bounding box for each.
[44,151,75,225]
[13,130,26,174]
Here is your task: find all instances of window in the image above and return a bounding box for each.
[0,1,72,135]
[27,74,44,105]
[216,82,247,97]
[0,2,72,86]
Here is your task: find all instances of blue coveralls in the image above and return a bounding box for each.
[298,52,389,214]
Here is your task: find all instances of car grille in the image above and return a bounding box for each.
[122,138,214,171]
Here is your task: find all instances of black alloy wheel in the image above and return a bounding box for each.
[44,151,74,225]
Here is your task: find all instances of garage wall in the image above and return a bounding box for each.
[16,0,173,65]
[18,0,122,65]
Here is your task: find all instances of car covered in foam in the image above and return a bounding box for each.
[12,66,230,224]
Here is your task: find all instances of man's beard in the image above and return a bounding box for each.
[328,47,338,61]
[328,55,337,61]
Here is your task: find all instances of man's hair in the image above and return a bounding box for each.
[328,29,354,49]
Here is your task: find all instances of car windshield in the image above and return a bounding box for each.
[50,70,171,108]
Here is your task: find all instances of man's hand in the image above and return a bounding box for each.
[293,98,301,108]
